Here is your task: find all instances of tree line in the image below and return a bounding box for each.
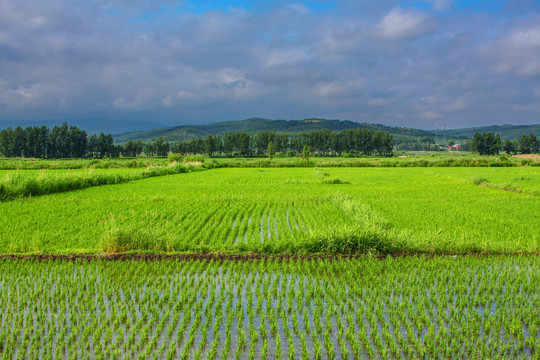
[0,123,119,158]
[0,123,394,158]
[471,131,539,155]
[3,122,537,159]
[164,128,394,157]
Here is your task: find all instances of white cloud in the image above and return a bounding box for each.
[481,24,540,78]
[419,110,442,119]
[377,7,433,41]
[0,0,539,128]
[427,0,454,11]
[286,4,310,15]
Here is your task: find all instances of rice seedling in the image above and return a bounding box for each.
[0,167,537,255]
[0,255,538,359]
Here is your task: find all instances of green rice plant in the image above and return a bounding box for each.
[2,166,536,255]
[1,253,540,359]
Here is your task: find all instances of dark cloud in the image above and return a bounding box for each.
[0,0,539,129]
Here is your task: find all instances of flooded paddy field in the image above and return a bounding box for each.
[0,256,538,359]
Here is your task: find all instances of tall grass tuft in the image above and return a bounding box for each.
[471,176,488,185]
[100,214,175,253]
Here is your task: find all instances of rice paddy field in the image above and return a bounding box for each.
[0,166,538,254]
[1,159,539,359]
[1,256,538,360]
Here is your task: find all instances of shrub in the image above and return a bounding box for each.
[183,154,205,163]
[168,153,183,163]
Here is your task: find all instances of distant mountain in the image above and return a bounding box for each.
[442,124,540,141]
[0,118,162,135]
[113,117,435,143]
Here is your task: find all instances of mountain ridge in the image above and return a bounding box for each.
[112,117,436,143]
[440,124,540,140]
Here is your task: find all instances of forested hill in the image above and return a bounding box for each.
[443,124,540,140]
[113,118,435,143]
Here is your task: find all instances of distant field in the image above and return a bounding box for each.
[1,152,539,171]
[1,167,537,254]
[0,168,140,178]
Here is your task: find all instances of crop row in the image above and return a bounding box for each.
[0,256,538,359]
[0,162,216,201]
[0,167,538,254]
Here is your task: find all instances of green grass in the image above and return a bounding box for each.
[1,167,538,254]
[1,158,538,359]
[0,256,538,359]
[0,157,169,170]
[0,164,200,201]
[1,152,539,171]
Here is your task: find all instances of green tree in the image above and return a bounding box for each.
[503,139,514,154]
[205,135,216,157]
[302,145,310,160]
[471,131,500,155]
[267,141,275,160]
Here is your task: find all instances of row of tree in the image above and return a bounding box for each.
[0,123,118,158]
[0,123,394,158]
[502,133,539,155]
[164,129,394,157]
[471,131,539,155]
[471,132,502,155]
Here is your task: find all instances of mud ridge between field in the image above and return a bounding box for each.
[0,252,538,262]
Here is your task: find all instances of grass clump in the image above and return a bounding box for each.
[315,168,350,184]
[100,214,174,253]
[322,177,349,184]
[471,176,488,185]
[183,154,205,163]
[296,194,405,254]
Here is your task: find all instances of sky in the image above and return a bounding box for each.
[1,0,540,129]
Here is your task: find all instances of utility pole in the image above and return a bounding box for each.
[435,124,438,146]
[443,124,447,149]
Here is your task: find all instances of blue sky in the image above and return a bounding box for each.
[1,0,539,129]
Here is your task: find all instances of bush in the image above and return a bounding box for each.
[183,154,205,163]
[168,153,183,163]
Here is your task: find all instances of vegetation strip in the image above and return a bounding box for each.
[0,162,225,201]
[0,252,539,262]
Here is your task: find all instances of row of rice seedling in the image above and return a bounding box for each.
[0,167,538,254]
[0,255,538,359]
[0,163,201,201]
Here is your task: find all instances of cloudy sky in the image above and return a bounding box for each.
[1,0,540,129]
